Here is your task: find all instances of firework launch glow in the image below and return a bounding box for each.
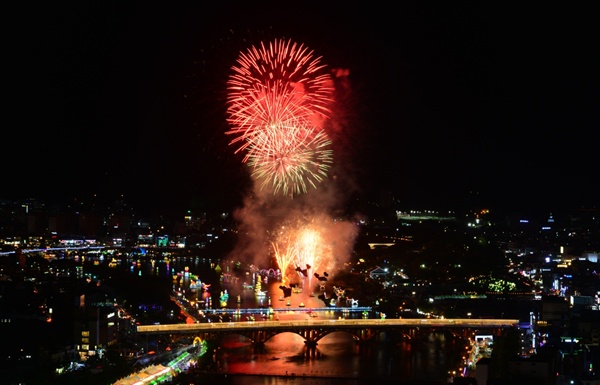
[271,219,332,288]
[226,38,334,198]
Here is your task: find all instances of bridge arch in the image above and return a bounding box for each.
[194,328,384,349]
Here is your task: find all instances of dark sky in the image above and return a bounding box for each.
[5,3,598,216]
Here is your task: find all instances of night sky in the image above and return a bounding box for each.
[5,3,598,216]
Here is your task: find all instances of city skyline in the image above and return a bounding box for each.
[5,3,598,216]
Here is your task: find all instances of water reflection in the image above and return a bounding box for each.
[212,327,463,383]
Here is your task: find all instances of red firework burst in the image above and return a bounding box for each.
[226,38,333,140]
[225,38,335,197]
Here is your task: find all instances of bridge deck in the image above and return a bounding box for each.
[137,318,520,334]
[202,306,371,314]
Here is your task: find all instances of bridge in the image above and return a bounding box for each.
[137,318,519,348]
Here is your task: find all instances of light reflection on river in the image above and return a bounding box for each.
[109,254,465,384]
[210,330,462,385]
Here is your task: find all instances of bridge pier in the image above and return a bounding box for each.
[299,329,321,348]
[252,341,266,353]
[355,338,372,347]
[358,328,377,342]
[303,345,319,358]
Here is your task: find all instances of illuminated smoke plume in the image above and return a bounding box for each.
[224,38,358,291]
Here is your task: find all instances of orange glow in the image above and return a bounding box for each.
[271,215,339,289]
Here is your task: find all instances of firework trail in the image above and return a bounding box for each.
[294,228,321,289]
[226,38,334,198]
[271,225,302,287]
[271,239,296,287]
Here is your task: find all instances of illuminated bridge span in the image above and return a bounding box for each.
[137,318,519,348]
[200,306,372,314]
